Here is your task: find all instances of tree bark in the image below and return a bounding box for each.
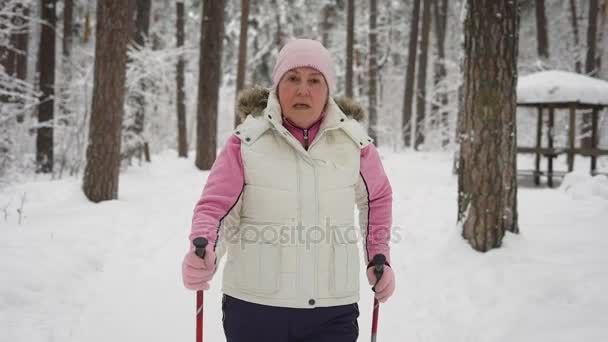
[234,0,249,127]
[458,0,519,251]
[176,1,188,158]
[504,0,521,235]
[273,0,283,49]
[83,7,92,44]
[355,36,365,99]
[126,0,152,162]
[534,0,550,64]
[414,0,431,150]
[585,0,599,77]
[402,0,420,148]
[15,4,28,85]
[5,3,29,123]
[368,0,378,142]
[61,0,73,126]
[582,0,599,149]
[83,0,134,202]
[569,0,581,73]
[195,0,225,170]
[345,0,355,98]
[133,0,151,47]
[596,0,607,76]
[63,0,73,57]
[36,0,57,173]
[432,0,449,147]
[320,3,338,50]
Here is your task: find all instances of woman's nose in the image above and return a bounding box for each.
[296,83,310,96]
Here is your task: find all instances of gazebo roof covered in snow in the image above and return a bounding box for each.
[517,70,608,108]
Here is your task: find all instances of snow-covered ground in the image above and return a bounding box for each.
[1,150,608,342]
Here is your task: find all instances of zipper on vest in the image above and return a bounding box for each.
[303,128,309,150]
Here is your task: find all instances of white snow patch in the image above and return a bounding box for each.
[517,70,608,105]
[1,149,608,341]
[560,171,608,200]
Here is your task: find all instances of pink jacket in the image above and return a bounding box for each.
[190,115,392,264]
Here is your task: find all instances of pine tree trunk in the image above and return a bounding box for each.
[414,0,431,150]
[234,0,249,127]
[133,0,151,47]
[322,3,342,50]
[355,37,365,99]
[402,0,421,148]
[582,0,599,149]
[83,4,92,44]
[535,0,550,64]
[36,0,57,173]
[176,1,188,158]
[596,0,607,76]
[585,0,599,77]
[368,0,378,143]
[504,1,521,235]
[13,3,29,123]
[345,0,355,98]
[453,0,467,175]
[15,3,28,84]
[569,0,581,73]
[0,3,28,110]
[320,4,334,48]
[127,0,152,162]
[195,0,225,170]
[63,0,73,57]
[273,0,283,48]
[61,0,73,126]
[0,47,11,106]
[83,1,134,202]
[458,0,519,251]
[1,13,16,79]
[432,0,449,147]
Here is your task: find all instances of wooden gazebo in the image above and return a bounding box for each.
[516,70,608,187]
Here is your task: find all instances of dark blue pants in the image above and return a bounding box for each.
[222,294,359,342]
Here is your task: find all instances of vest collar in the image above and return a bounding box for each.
[264,91,348,137]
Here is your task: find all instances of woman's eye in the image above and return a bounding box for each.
[288,75,299,82]
[309,78,320,84]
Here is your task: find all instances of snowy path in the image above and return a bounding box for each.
[2,150,608,341]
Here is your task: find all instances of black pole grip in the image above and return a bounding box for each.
[371,254,386,292]
[193,237,208,259]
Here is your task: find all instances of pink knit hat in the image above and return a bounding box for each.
[272,39,336,94]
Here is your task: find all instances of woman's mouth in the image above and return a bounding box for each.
[293,103,311,109]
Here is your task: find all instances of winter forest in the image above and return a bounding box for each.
[2,0,608,341]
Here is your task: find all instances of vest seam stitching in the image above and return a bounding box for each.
[359,172,371,262]
[214,184,245,251]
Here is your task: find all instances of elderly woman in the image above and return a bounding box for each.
[182,39,395,342]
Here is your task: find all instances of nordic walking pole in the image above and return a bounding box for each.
[193,237,208,342]
[371,254,386,342]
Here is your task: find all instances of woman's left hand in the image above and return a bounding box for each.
[366,265,395,303]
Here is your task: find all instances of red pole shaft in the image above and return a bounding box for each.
[196,290,204,342]
[371,298,380,341]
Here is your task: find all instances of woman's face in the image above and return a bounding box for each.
[277,67,329,129]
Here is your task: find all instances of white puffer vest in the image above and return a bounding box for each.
[220,90,372,308]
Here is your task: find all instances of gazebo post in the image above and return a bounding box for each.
[547,105,555,187]
[591,106,599,174]
[568,103,576,172]
[534,106,543,185]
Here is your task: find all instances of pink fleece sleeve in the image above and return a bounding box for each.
[358,144,393,264]
[190,135,244,249]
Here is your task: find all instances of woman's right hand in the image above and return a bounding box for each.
[182,246,216,291]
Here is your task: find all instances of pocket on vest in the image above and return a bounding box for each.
[234,241,281,294]
[330,238,360,296]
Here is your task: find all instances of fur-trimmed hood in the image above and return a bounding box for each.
[236,86,367,122]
